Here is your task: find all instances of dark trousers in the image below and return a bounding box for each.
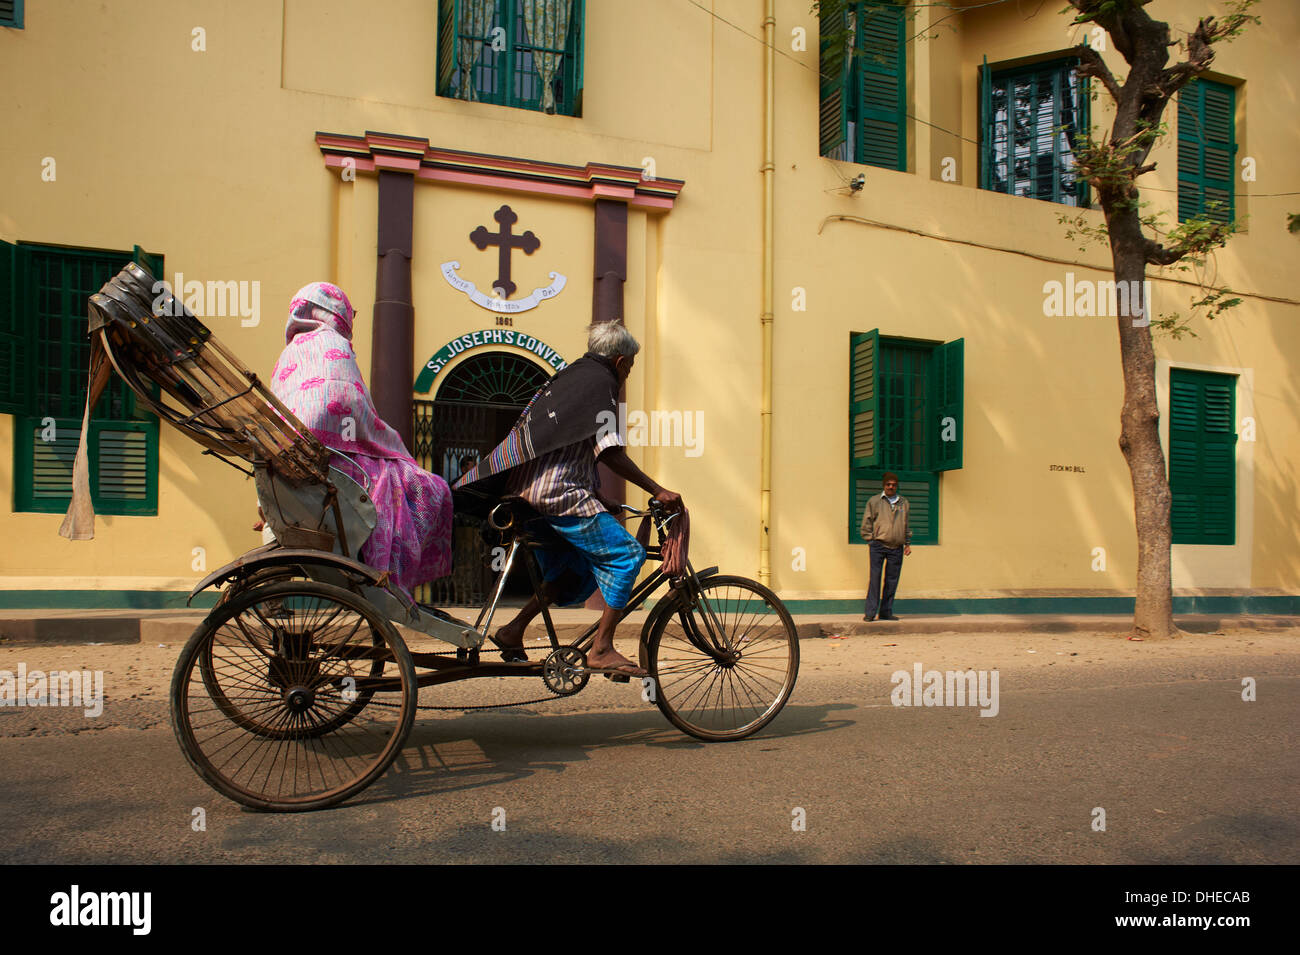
[864,540,904,619]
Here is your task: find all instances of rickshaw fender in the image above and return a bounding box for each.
[187,545,387,605]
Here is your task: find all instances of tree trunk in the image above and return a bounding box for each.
[1109,213,1181,640]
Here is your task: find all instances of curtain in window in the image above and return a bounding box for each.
[521,0,573,113]
[459,0,496,101]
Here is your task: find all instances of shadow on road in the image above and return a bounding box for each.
[343,701,857,808]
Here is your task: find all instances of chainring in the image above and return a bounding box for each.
[541,646,589,696]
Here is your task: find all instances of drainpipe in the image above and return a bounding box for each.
[759,0,775,586]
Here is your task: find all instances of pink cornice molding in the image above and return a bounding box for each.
[316,131,683,211]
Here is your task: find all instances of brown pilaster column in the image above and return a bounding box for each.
[372,170,416,452]
[592,198,627,323]
[592,197,628,506]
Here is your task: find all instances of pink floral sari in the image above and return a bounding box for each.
[270,283,452,596]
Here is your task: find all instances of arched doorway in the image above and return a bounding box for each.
[413,351,551,607]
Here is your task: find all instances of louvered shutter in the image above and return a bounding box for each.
[932,337,963,471]
[856,1,905,170]
[851,471,870,544]
[1178,79,1236,224]
[1200,82,1236,223]
[0,240,32,415]
[819,0,850,156]
[1170,368,1236,545]
[26,419,80,505]
[95,424,157,509]
[897,472,936,545]
[0,1,24,29]
[12,244,161,515]
[850,329,880,468]
[853,470,937,545]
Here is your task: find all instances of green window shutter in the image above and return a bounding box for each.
[0,240,33,415]
[852,469,937,545]
[570,0,585,117]
[437,0,461,96]
[94,420,159,514]
[14,417,158,515]
[856,1,905,171]
[1176,84,1202,221]
[898,471,937,545]
[1178,79,1236,224]
[1169,368,1236,545]
[12,244,161,516]
[0,0,23,29]
[850,469,869,543]
[819,0,850,157]
[15,417,78,512]
[1201,81,1236,223]
[850,329,880,468]
[931,337,963,471]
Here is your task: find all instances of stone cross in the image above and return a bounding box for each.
[469,205,540,299]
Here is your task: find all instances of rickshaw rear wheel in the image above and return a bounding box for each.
[641,575,799,742]
[171,580,416,812]
[199,579,385,739]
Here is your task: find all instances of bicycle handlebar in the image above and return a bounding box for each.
[618,500,682,534]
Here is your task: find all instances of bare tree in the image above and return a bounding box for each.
[1066,0,1257,639]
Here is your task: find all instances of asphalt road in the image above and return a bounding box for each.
[1,632,1296,864]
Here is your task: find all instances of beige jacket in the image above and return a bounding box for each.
[860,493,910,547]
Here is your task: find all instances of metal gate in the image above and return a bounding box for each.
[412,352,550,607]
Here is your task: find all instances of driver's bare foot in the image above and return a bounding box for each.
[586,648,647,677]
[493,619,526,650]
[491,619,529,661]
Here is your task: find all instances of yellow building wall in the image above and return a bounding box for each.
[1,0,1296,603]
[762,0,1299,600]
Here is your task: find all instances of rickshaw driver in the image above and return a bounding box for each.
[454,322,683,678]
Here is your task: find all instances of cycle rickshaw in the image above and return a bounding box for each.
[78,262,799,811]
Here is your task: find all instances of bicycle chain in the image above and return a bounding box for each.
[358,646,569,712]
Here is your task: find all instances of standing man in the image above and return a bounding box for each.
[861,472,911,621]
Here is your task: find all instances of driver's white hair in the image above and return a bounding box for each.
[587,321,641,358]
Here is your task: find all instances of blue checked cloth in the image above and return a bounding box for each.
[533,511,646,609]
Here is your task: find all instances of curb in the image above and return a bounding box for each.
[1,613,1295,647]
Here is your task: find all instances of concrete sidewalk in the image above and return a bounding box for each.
[0,606,1295,646]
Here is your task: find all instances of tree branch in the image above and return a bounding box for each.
[1156,12,1257,99]
[1073,44,1122,102]
[1143,237,1188,267]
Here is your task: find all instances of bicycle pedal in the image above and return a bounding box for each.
[602,672,631,683]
